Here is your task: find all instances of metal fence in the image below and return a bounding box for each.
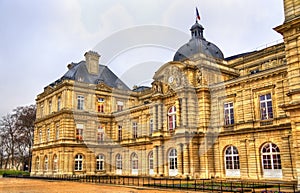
[3,174,298,193]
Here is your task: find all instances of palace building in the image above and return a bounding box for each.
[31,0,300,188]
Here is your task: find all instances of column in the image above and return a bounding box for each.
[158,145,164,175]
[158,103,163,131]
[183,144,190,176]
[177,144,183,176]
[153,146,158,175]
[181,98,186,127]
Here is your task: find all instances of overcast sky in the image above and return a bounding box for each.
[0,0,284,117]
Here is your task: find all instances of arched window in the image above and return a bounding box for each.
[149,151,154,175]
[131,152,138,175]
[75,154,83,171]
[44,156,48,171]
[168,148,178,176]
[168,106,176,131]
[53,154,58,172]
[36,157,40,171]
[116,154,122,175]
[96,154,105,171]
[224,146,240,177]
[261,143,282,178]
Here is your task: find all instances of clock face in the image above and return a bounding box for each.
[168,76,174,83]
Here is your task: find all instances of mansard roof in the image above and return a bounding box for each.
[49,61,130,90]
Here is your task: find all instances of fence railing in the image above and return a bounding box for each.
[3,174,297,193]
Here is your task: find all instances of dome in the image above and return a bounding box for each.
[173,21,224,61]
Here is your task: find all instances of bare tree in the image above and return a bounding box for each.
[0,113,18,169]
[0,105,36,171]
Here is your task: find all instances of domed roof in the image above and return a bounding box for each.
[173,21,224,61]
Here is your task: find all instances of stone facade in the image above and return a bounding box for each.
[31,0,300,188]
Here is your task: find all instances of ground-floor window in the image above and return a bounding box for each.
[53,154,58,172]
[36,157,40,171]
[224,146,240,177]
[75,154,83,171]
[261,142,282,178]
[44,156,48,171]
[168,148,178,176]
[131,152,138,175]
[116,154,122,175]
[96,154,105,171]
[149,151,154,175]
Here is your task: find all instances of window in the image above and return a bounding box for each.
[168,149,178,176]
[97,98,105,113]
[46,128,50,142]
[48,100,52,114]
[149,119,153,135]
[57,97,61,111]
[149,151,154,175]
[261,143,282,178]
[131,152,138,175]
[75,154,83,171]
[117,101,123,111]
[96,154,105,171]
[260,94,273,120]
[40,104,44,117]
[118,125,122,141]
[77,95,84,110]
[36,157,40,171]
[53,155,58,171]
[224,102,234,125]
[55,124,59,140]
[44,156,48,171]
[97,126,105,143]
[76,124,84,140]
[132,122,138,139]
[116,154,122,175]
[224,146,240,177]
[168,106,176,131]
[39,129,42,143]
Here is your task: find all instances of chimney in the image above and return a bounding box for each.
[84,51,100,75]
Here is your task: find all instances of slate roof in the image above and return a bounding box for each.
[49,61,130,90]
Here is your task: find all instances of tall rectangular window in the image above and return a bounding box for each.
[97,126,104,143]
[132,122,138,139]
[55,124,59,140]
[57,96,61,111]
[118,125,122,141]
[48,100,52,114]
[77,96,84,110]
[47,128,50,142]
[40,104,44,117]
[76,124,84,140]
[224,102,234,125]
[260,93,273,120]
[39,129,42,143]
[149,119,153,135]
[97,98,105,113]
[117,101,123,111]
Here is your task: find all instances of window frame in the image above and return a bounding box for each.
[168,148,178,176]
[224,102,234,125]
[132,122,138,139]
[77,95,84,110]
[261,142,282,178]
[168,106,176,131]
[74,154,83,171]
[224,146,240,177]
[259,93,273,120]
[96,154,105,171]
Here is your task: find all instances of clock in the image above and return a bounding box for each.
[168,76,174,83]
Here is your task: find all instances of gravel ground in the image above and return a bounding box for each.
[0,178,195,193]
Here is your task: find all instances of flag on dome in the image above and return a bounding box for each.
[196,7,201,21]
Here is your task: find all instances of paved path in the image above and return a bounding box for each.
[0,178,195,193]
